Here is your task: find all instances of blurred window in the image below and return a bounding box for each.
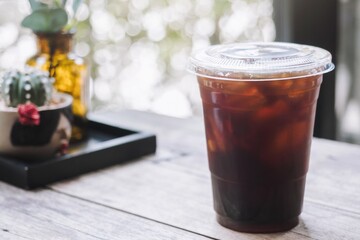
[0,0,275,118]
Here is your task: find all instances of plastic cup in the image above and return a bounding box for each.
[188,42,334,233]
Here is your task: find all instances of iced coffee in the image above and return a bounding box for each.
[188,42,334,233]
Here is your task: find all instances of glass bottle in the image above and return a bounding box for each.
[27,32,89,142]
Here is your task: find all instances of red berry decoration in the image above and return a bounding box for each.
[17,103,40,126]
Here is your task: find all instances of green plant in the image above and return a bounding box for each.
[21,0,82,33]
[1,69,54,107]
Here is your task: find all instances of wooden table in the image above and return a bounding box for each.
[1,110,359,240]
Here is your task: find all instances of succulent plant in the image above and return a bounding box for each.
[1,69,54,108]
[21,0,82,33]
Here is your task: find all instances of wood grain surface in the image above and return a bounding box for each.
[1,110,360,240]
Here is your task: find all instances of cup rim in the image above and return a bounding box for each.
[190,63,334,82]
[188,42,335,81]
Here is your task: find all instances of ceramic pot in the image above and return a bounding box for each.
[0,93,73,160]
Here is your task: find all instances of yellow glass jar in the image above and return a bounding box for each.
[27,32,89,142]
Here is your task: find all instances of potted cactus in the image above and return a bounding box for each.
[0,68,73,160]
[22,0,89,142]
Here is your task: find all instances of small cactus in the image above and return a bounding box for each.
[1,69,53,108]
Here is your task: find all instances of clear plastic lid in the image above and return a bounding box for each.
[188,42,334,80]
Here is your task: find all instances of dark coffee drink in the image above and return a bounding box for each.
[189,42,334,232]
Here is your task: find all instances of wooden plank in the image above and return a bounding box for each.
[50,155,309,239]
[49,111,360,239]
[91,111,360,213]
[0,182,211,240]
[140,138,360,215]
[306,139,360,214]
[50,152,360,239]
[49,138,360,239]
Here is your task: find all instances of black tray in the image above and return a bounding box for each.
[0,118,156,189]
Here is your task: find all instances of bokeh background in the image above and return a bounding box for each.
[0,0,275,118]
